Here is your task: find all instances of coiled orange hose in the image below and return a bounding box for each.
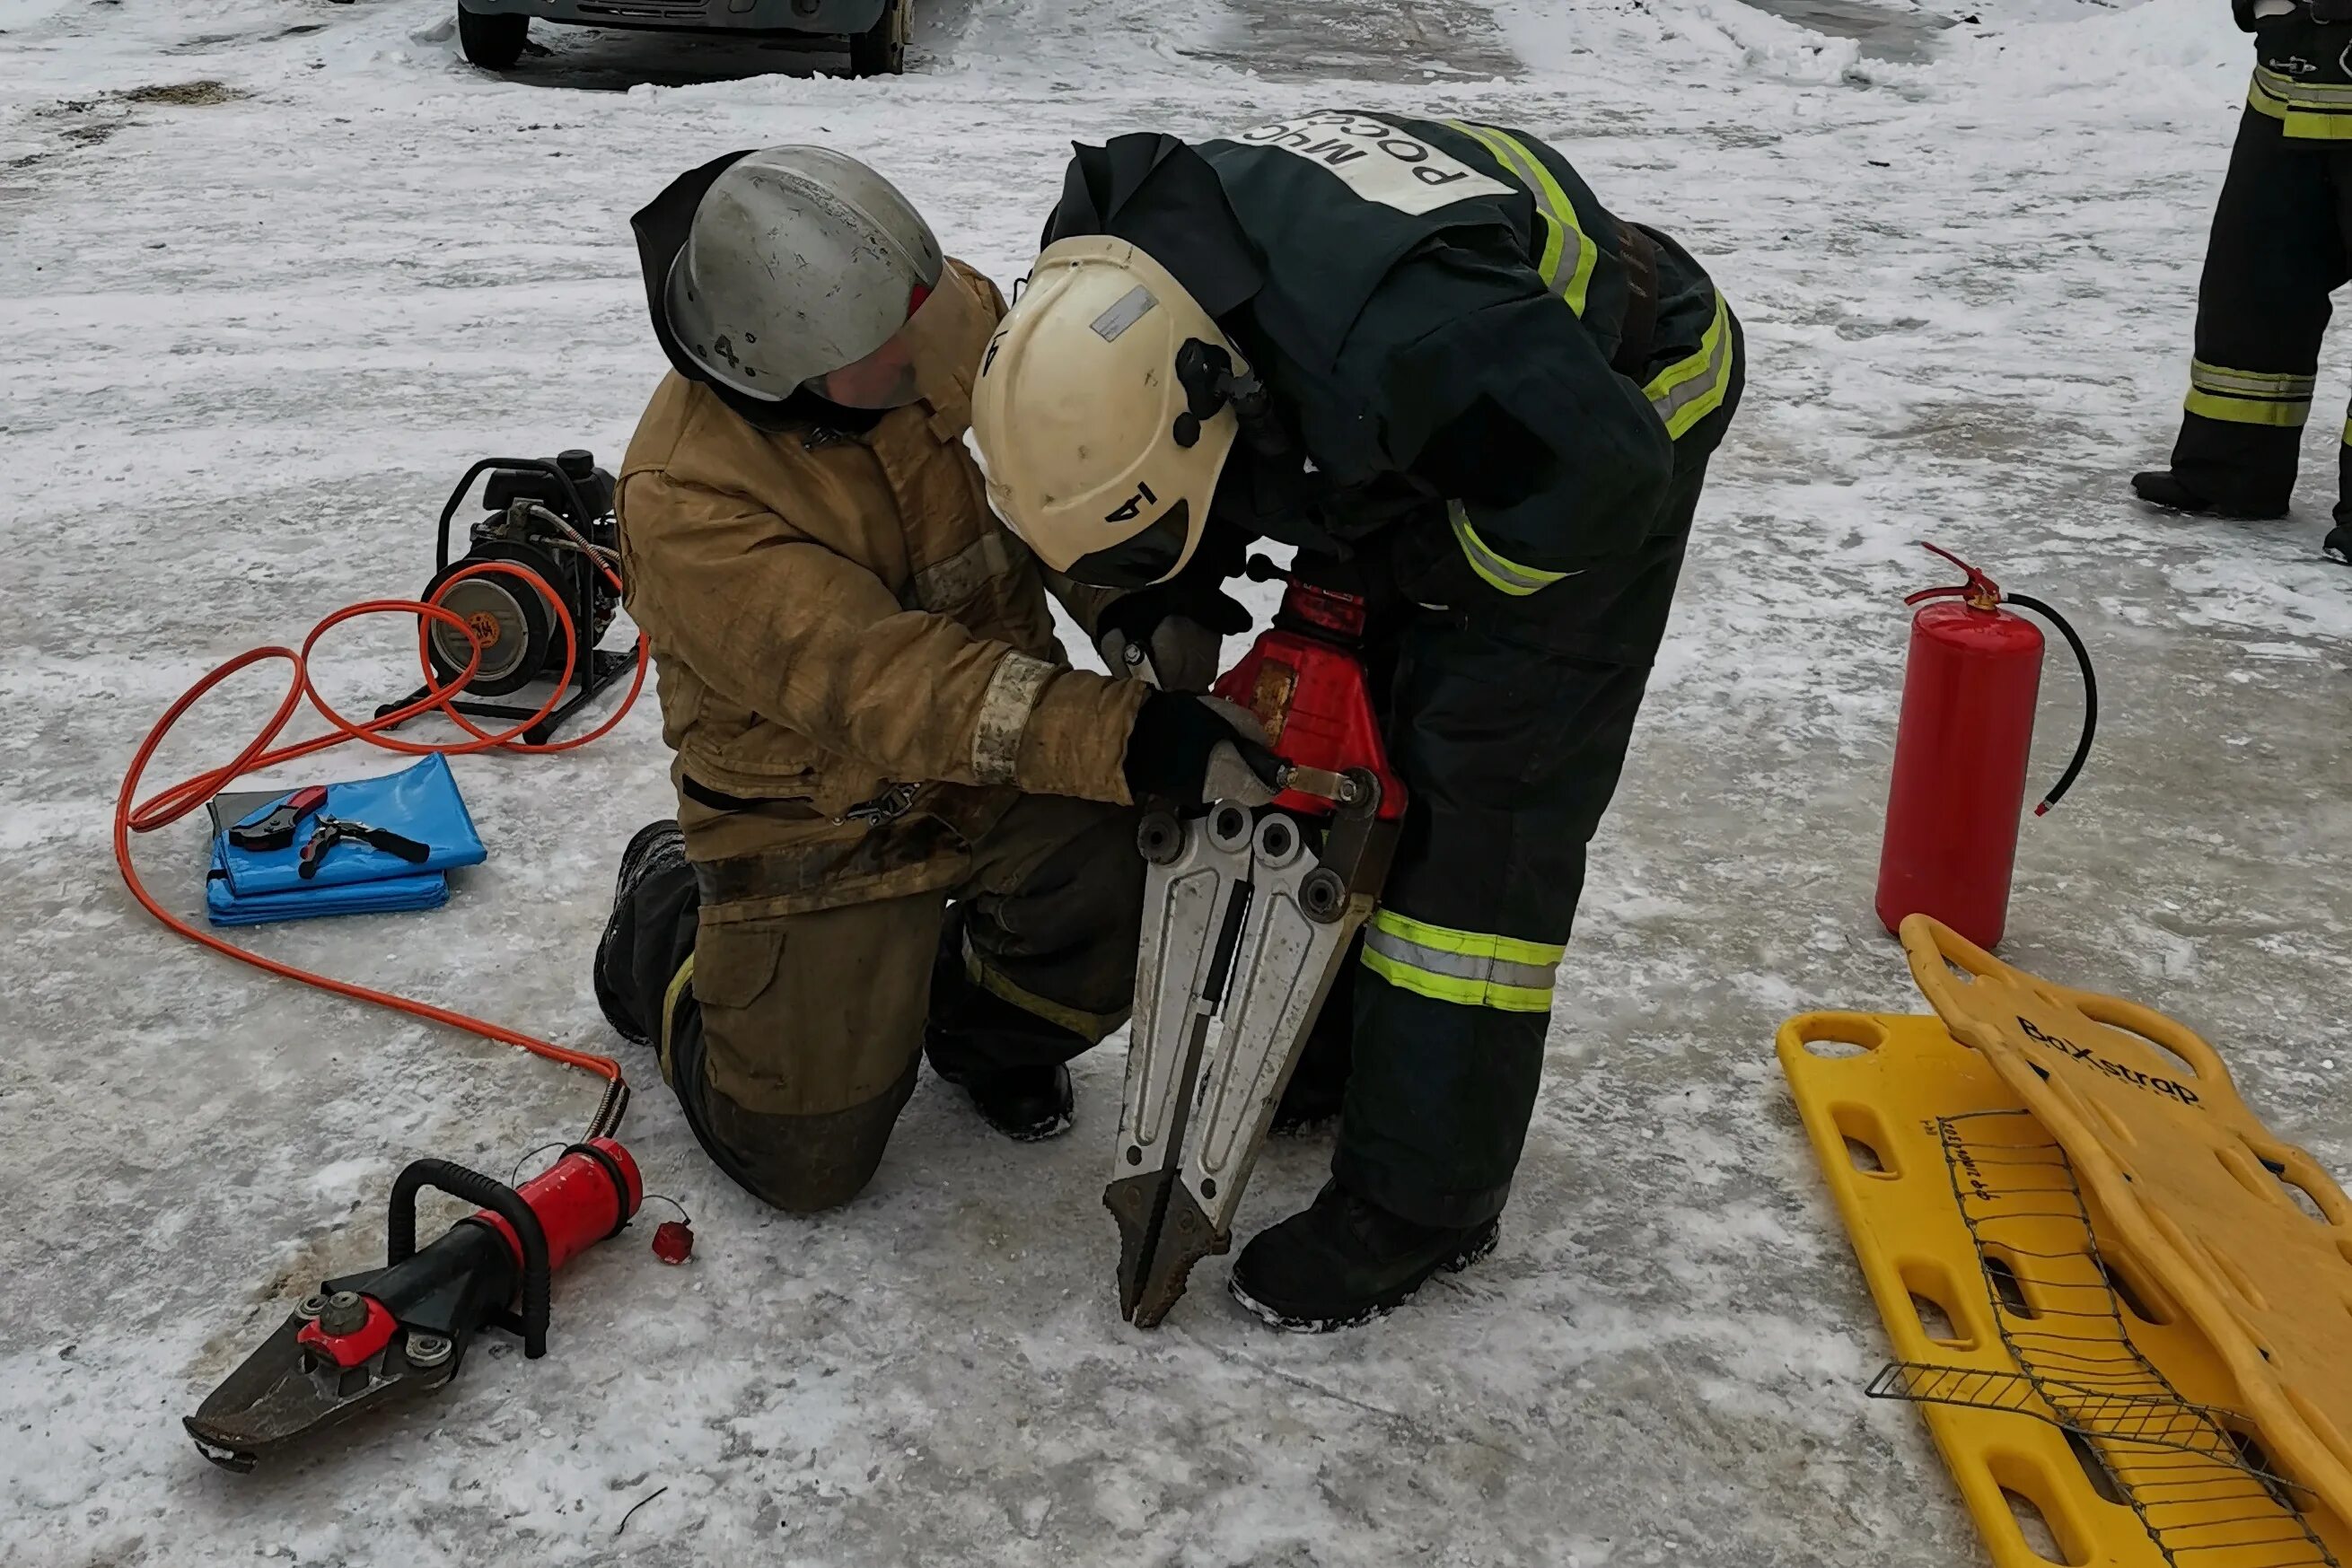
[113,558,649,1138]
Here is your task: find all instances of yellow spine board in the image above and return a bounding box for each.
[1903,915,2352,1524]
[1778,1011,2349,1567]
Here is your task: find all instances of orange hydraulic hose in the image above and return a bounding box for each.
[114,557,650,1140]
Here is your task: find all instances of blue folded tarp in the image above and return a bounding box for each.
[206,844,450,926]
[204,754,487,927]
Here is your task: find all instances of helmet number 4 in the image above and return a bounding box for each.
[1107,482,1159,525]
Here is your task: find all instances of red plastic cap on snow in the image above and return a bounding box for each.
[652,1222,695,1266]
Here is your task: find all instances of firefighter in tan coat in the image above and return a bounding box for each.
[592,149,1274,1213]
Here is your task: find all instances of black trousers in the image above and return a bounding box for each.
[2170,106,2352,521]
[1335,450,1718,1229]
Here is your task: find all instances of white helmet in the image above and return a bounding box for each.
[970,236,1251,588]
[663,146,943,403]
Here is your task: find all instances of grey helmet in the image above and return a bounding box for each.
[663,147,943,401]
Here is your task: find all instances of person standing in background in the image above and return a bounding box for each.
[2135,0,2352,563]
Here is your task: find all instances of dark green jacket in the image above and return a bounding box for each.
[1043,111,1740,597]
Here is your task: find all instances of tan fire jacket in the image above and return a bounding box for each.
[616,259,1146,903]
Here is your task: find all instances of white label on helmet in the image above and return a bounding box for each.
[1230,112,1509,216]
[1090,285,1158,343]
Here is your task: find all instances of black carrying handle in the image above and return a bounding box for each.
[387,1158,553,1359]
[432,458,600,573]
[2005,593,2099,816]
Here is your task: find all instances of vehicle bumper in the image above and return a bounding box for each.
[460,0,889,33]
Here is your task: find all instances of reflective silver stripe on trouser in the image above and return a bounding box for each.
[970,652,1057,784]
[2190,361,2316,399]
[906,529,1027,611]
[1361,921,1560,1011]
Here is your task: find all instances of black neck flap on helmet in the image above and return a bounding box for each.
[1042,134,1266,321]
[1041,135,1375,556]
[630,151,884,437]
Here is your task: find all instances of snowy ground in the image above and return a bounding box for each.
[4,0,2349,1564]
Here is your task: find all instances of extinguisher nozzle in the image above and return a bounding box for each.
[2034,801,2052,818]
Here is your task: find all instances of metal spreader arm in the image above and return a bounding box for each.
[1108,770,1395,1327]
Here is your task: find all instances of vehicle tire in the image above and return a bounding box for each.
[457,7,530,69]
[847,0,906,76]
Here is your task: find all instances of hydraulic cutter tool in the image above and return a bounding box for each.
[1108,563,1407,1327]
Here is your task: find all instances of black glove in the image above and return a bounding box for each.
[1095,522,1252,650]
[1121,691,1283,808]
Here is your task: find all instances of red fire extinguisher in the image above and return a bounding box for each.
[1875,543,2098,950]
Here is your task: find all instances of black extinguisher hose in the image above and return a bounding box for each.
[2004,593,2098,817]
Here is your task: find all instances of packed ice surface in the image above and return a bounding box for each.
[4,0,2348,1564]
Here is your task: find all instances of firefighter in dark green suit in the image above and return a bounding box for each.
[2135,0,2352,560]
[970,112,1743,1329]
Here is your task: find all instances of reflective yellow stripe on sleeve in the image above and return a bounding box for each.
[1433,123,1596,597]
[1448,501,1572,597]
[1449,118,1734,444]
[1447,119,1599,316]
[1361,908,1564,1013]
[1644,292,1735,441]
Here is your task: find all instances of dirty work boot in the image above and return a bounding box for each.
[2129,469,2286,521]
[930,1061,1075,1143]
[1228,1182,1498,1333]
[592,819,689,1046]
[2326,520,2352,565]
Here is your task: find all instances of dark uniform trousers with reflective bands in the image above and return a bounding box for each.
[2169,34,2352,521]
[1338,403,1738,1231]
[1268,124,1745,1231]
